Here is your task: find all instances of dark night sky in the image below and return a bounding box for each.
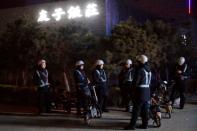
[0,0,62,9]
[0,0,196,18]
[192,0,197,18]
[0,0,25,9]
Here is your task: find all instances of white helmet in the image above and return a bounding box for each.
[75,60,84,66]
[38,59,46,65]
[95,59,104,66]
[137,55,148,64]
[126,59,132,65]
[178,57,185,65]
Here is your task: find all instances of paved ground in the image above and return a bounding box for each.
[0,104,196,131]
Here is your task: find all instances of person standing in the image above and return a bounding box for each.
[34,59,50,114]
[119,59,135,112]
[92,60,109,112]
[125,55,152,130]
[74,60,91,116]
[170,57,190,109]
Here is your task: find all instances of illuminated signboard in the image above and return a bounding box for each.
[37,3,99,22]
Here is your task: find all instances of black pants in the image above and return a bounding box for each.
[120,83,132,110]
[38,87,50,113]
[96,87,108,111]
[76,90,91,115]
[170,80,186,108]
[101,95,108,110]
[129,101,150,128]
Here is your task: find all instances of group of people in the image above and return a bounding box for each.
[121,56,189,130]
[74,59,109,116]
[33,54,190,130]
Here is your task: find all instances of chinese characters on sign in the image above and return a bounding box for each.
[67,6,82,19]
[38,3,99,22]
[85,3,99,17]
[52,8,66,21]
[38,10,50,22]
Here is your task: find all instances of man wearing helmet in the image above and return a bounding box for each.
[74,60,91,116]
[170,57,190,109]
[33,59,50,114]
[92,59,109,112]
[119,59,135,112]
[125,55,151,130]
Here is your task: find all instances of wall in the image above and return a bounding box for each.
[0,0,106,35]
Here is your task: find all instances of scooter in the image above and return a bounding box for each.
[159,81,173,118]
[150,95,162,127]
[84,85,102,125]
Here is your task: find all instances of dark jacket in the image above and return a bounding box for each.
[74,69,89,90]
[119,67,135,87]
[175,63,190,81]
[34,68,49,88]
[74,68,91,97]
[92,67,108,95]
[132,63,152,102]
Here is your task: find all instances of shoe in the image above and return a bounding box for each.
[102,109,109,112]
[125,108,129,112]
[179,107,184,109]
[124,125,136,130]
[40,113,49,116]
[77,112,82,116]
[138,125,148,129]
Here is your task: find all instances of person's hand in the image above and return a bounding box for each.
[177,70,182,74]
[180,75,185,80]
[87,78,90,84]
